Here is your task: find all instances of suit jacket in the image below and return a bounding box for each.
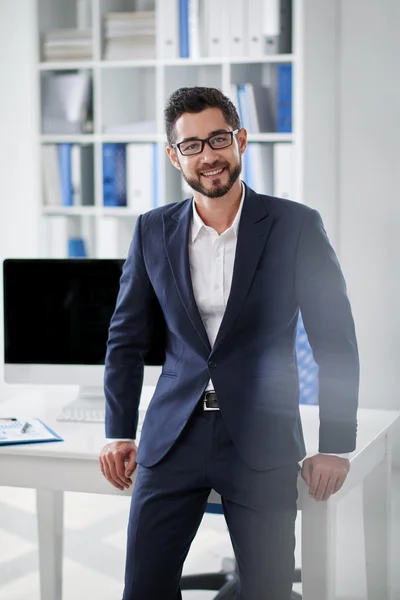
[104,185,359,471]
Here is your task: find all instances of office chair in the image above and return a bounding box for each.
[180,313,317,599]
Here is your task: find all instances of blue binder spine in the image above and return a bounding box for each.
[277,64,292,133]
[103,143,126,207]
[58,143,73,206]
[68,237,87,257]
[179,0,189,58]
[103,143,117,206]
[115,143,127,207]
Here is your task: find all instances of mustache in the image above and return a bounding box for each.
[199,162,228,173]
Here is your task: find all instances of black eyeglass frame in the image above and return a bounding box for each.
[171,129,240,156]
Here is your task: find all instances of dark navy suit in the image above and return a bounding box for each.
[105,185,359,599]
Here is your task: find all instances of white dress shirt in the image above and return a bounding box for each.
[108,183,348,458]
[189,183,245,390]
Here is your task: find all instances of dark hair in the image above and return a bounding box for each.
[164,86,241,145]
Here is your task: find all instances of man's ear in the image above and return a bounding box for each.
[237,128,247,155]
[166,146,181,171]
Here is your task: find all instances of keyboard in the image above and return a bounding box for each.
[57,406,105,423]
[57,407,146,431]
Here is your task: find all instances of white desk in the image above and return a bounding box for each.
[0,386,398,600]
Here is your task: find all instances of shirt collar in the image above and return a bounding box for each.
[191,182,245,243]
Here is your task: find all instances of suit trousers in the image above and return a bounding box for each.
[122,405,300,600]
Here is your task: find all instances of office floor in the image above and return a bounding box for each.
[0,469,399,600]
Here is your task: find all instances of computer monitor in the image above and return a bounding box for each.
[3,258,164,417]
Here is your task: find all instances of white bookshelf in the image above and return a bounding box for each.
[36,0,340,259]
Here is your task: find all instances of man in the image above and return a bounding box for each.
[99,87,359,600]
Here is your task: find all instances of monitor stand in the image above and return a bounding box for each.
[57,386,106,423]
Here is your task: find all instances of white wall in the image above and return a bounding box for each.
[338,0,400,413]
[300,0,340,248]
[0,0,399,423]
[0,0,40,398]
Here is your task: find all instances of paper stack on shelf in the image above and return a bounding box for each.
[41,70,92,134]
[104,11,156,60]
[42,28,93,62]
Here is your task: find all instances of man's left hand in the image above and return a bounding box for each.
[301,454,350,501]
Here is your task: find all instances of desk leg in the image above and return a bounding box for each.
[301,496,337,600]
[36,490,64,600]
[363,432,392,600]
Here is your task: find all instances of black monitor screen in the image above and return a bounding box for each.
[3,259,166,367]
[3,259,124,365]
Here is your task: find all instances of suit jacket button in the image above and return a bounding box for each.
[208,361,217,369]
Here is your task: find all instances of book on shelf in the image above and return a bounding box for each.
[68,237,87,257]
[242,143,273,196]
[273,143,295,200]
[42,144,94,207]
[179,0,189,58]
[246,0,264,56]
[229,0,246,57]
[102,142,158,211]
[41,145,62,206]
[201,0,292,58]
[156,0,292,60]
[263,0,292,55]
[188,0,201,58]
[126,143,158,213]
[277,64,292,133]
[42,28,93,62]
[71,144,94,206]
[236,83,275,133]
[205,0,230,58]
[103,143,127,207]
[58,144,73,207]
[104,11,156,60]
[234,66,292,134]
[156,0,179,58]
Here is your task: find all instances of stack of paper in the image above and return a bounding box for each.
[104,11,156,60]
[42,28,93,61]
[0,418,63,446]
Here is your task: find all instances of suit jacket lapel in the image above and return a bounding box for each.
[213,186,273,351]
[163,200,211,352]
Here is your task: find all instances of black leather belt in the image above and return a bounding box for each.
[202,390,220,411]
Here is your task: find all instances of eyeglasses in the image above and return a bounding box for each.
[171,129,240,156]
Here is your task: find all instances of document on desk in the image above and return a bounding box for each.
[0,418,63,446]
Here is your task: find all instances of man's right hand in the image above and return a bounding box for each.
[99,441,138,491]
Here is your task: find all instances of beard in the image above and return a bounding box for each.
[181,157,242,199]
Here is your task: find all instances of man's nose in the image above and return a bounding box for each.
[200,142,219,164]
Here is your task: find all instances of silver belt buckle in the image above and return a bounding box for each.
[203,392,219,411]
